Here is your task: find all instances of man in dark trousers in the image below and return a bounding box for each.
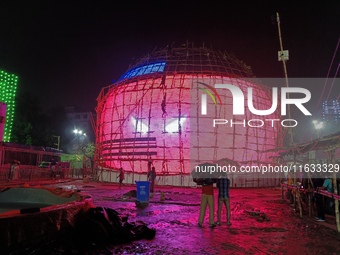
[216,172,231,226]
[148,166,156,193]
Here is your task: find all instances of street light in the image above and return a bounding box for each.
[73,129,86,153]
[73,129,86,136]
[312,120,324,138]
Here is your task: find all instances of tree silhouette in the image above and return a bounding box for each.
[11,91,64,147]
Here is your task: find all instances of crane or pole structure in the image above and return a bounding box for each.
[276,12,294,147]
[277,12,303,217]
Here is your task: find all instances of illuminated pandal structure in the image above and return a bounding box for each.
[95,43,282,186]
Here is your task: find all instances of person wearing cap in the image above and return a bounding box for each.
[216,171,231,226]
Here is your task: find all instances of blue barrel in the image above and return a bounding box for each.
[136,181,150,202]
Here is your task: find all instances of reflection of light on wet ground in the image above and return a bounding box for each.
[38,181,340,255]
[47,184,79,191]
[111,204,184,220]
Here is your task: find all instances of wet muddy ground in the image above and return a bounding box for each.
[10,180,340,254]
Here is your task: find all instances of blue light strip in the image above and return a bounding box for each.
[119,62,166,80]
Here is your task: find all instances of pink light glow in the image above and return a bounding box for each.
[97,74,281,174]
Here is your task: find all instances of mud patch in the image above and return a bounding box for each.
[22,182,340,255]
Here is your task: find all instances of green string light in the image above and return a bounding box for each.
[0,69,18,142]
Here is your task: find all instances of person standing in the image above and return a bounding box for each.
[216,173,231,226]
[50,161,56,179]
[198,179,215,228]
[148,166,156,193]
[12,160,20,180]
[8,161,15,180]
[117,167,125,188]
[317,175,334,218]
[147,158,153,173]
[313,174,325,221]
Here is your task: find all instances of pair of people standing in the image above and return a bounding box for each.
[198,174,231,228]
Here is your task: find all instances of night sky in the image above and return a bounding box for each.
[0,0,339,112]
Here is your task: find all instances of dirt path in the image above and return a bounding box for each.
[29,182,340,254]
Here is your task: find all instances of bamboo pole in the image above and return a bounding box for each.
[276,12,294,146]
[307,172,312,217]
[294,154,302,218]
[293,169,296,205]
[330,150,340,232]
[307,153,313,217]
[297,187,303,218]
[277,12,300,216]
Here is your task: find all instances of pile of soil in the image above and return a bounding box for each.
[74,206,156,246]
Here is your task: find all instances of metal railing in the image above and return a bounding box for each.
[0,165,93,183]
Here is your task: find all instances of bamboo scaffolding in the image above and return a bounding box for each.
[94,43,283,186]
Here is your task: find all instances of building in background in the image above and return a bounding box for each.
[65,107,94,138]
[323,100,339,123]
[0,69,18,142]
[65,106,95,153]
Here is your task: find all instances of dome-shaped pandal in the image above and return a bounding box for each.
[96,42,282,186]
[118,43,254,82]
